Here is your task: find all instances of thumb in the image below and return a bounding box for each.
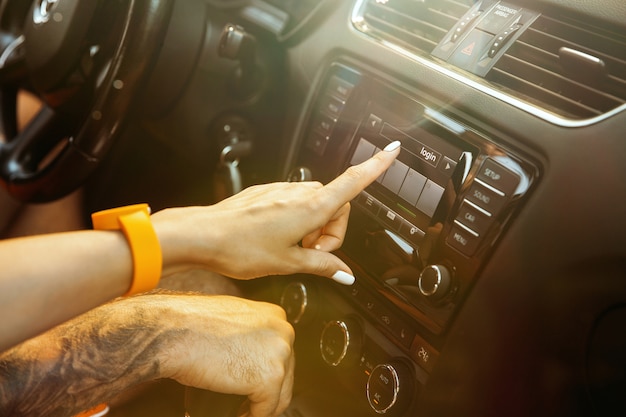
[296,247,355,285]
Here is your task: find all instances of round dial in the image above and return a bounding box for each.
[319,318,362,367]
[280,282,310,325]
[287,166,312,182]
[366,361,414,415]
[418,264,452,301]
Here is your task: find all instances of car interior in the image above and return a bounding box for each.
[1,0,625,416]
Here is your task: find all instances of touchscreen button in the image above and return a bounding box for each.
[416,180,445,217]
[398,169,427,206]
[351,138,376,166]
[381,159,410,194]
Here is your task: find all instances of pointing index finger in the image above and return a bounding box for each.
[322,140,401,210]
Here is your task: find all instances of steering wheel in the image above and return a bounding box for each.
[0,0,173,202]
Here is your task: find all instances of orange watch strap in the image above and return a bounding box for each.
[91,204,162,296]
[73,403,110,417]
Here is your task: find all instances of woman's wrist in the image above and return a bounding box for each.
[92,204,162,296]
[151,207,224,278]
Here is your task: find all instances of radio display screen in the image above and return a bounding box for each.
[348,100,470,248]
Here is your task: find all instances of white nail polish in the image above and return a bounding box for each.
[384,140,401,152]
[332,271,355,285]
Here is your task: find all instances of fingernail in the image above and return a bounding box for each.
[384,140,401,152]
[332,271,355,285]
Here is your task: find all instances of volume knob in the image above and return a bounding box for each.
[418,264,452,301]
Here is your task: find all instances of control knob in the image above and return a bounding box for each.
[319,318,362,367]
[366,361,414,415]
[279,282,312,325]
[287,166,312,182]
[418,264,453,301]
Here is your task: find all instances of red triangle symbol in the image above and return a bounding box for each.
[461,42,475,56]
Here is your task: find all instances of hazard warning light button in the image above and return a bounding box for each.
[448,30,494,72]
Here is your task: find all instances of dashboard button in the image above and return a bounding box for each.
[319,94,345,118]
[357,192,381,216]
[326,75,354,100]
[399,220,425,246]
[305,130,329,155]
[312,112,337,137]
[379,206,402,232]
[448,29,494,72]
[438,156,458,176]
[410,334,439,374]
[447,224,480,256]
[365,113,383,132]
[456,200,493,235]
[393,321,416,349]
[466,181,507,215]
[476,158,521,195]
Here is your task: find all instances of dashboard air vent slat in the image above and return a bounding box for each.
[488,15,626,120]
[355,0,473,55]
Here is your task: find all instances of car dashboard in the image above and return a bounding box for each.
[81,1,626,416]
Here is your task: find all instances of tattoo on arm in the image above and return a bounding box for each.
[0,300,178,417]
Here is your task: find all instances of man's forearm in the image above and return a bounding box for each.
[0,297,176,417]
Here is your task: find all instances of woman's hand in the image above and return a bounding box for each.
[152,142,400,283]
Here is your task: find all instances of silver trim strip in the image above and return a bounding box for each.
[464,199,493,217]
[474,178,505,196]
[351,0,626,127]
[454,220,480,237]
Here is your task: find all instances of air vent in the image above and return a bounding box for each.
[353,0,474,55]
[487,14,626,120]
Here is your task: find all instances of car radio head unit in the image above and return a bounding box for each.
[291,61,537,337]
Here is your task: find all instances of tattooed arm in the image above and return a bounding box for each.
[0,292,295,417]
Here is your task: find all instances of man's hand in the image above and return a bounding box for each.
[0,292,295,417]
[158,294,295,417]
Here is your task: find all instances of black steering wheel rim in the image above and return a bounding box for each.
[0,0,173,203]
